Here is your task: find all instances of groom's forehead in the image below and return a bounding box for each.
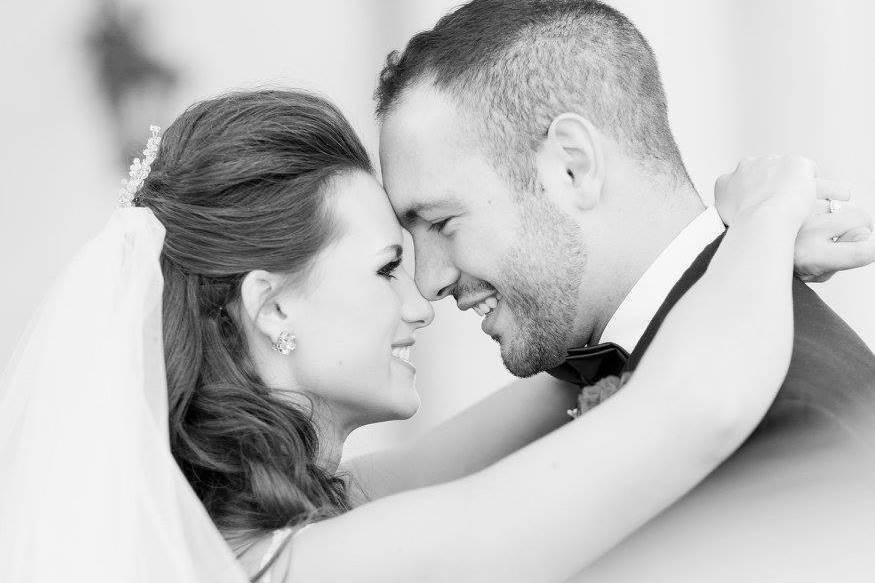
[379,87,479,166]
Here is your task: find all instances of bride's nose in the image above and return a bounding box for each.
[400,271,435,329]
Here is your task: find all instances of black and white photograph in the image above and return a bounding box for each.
[1,1,874,581]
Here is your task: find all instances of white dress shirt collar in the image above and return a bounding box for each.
[599,206,726,353]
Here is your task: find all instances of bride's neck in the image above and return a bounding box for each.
[315,419,349,474]
[267,387,351,473]
[311,406,357,474]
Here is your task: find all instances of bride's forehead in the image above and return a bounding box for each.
[330,174,402,241]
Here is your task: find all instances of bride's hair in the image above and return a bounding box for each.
[135,89,371,538]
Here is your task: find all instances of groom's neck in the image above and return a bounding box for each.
[578,180,705,347]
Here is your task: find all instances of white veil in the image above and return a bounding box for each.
[0,208,248,582]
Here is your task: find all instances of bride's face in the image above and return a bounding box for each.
[278,171,434,427]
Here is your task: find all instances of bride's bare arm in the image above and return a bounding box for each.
[342,167,874,504]
[343,374,577,501]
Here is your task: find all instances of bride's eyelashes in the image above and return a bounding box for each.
[377,258,403,280]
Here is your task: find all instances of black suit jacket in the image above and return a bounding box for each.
[627,234,875,444]
[578,235,875,582]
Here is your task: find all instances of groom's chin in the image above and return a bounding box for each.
[496,336,566,378]
[499,339,558,378]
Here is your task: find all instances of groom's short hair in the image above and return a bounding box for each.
[375,0,690,189]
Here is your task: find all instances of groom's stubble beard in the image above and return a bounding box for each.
[496,195,586,377]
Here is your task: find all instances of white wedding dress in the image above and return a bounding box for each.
[0,209,250,582]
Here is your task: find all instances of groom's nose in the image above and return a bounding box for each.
[414,242,458,302]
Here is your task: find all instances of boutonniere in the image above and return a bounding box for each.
[567,372,632,420]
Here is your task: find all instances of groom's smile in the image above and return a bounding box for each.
[477,293,504,339]
[455,285,504,337]
[455,274,533,350]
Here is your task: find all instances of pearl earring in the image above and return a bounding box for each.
[271,331,296,355]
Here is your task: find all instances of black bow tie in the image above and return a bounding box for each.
[548,342,630,387]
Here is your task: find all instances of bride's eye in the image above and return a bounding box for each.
[377,258,402,280]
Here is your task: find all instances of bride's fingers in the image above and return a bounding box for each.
[816,238,875,272]
[834,226,872,243]
[805,203,873,235]
[796,206,874,281]
[815,178,852,202]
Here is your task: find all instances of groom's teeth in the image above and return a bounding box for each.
[468,294,501,318]
[476,295,500,317]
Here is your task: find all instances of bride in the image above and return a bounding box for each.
[0,89,871,583]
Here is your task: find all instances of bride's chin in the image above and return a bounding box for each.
[353,389,421,426]
[383,389,421,422]
[398,394,421,420]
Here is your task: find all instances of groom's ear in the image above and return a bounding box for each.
[534,113,605,213]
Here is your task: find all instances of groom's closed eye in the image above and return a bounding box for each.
[428,217,453,233]
[399,196,466,231]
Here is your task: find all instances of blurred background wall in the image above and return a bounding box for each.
[1,0,873,457]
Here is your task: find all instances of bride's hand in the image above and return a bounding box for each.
[715,155,818,226]
[715,155,875,282]
[794,204,875,282]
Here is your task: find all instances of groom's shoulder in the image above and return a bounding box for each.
[631,234,875,439]
[706,233,875,437]
[789,276,873,367]
[779,278,875,425]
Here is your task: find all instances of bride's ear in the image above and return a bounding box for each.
[240,270,293,345]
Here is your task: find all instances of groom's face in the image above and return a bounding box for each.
[379,87,585,377]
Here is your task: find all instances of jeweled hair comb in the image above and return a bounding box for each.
[118,125,161,207]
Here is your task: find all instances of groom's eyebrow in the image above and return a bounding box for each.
[400,198,461,229]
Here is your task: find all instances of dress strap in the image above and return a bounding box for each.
[254,525,312,583]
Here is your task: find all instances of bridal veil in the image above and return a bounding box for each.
[0,208,247,582]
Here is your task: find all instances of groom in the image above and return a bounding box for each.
[376,0,875,576]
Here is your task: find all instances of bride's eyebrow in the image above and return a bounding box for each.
[377,244,403,259]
